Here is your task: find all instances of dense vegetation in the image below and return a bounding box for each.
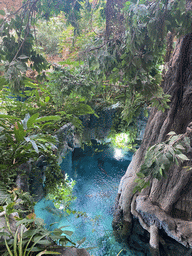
[0,0,192,254]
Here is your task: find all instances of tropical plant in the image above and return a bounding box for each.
[0,215,75,256]
[0,109,62,187]
[133,130,191,193]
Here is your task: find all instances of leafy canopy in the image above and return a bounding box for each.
[0,0,192,212]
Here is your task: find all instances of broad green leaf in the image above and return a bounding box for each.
[61,230,73,236]
[137,172,145,179]
[134,178,142,183]
[175,157,179,166]
[49,222,59,227]
[175,144,185,150]
[159,167,163,176]
[167,131,176,136]
[45,96,50,102]
[18,55,29,60]
[23,229,38,238]
[27,233,50,255]
[25,137,39,153]
[35,116,61,123]
[0,232,10,236]
[36,251,61,256]
[184,137,190,147]
[58,236,75,245]
[16,218,35,227]
[142,180,150,189]
[14,122,26,143]
[144,109,148,117]
[176,154,190,161]
[34,239,52,245]
[169,135,180,144]
[26,247,42,252]
[57,226,70,229]
[133,185,140,194]
[27,113,39,129]
[0,115,20,120]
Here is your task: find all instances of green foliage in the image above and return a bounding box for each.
[80,0,192,123]
[0,64,101,200]
[133,131,191,193]
[0,185,75,255]
[0,110,61,186]
[44,66,101,112]
[47,174,76,212]
[1,1,192,246]
[0,76,68,193]
[0,216,74,256]
[58,0,105,59]
[2,0,192,124]
[110,130,137,151]
[36,0,83,30]
[1,187,35,216]
[35,16,66,56]
[0,7,48,91]
[108,107,139,151]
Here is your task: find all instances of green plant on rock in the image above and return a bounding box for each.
[0,215,75,256]
[133,131,191,193]
[0,185,75,255]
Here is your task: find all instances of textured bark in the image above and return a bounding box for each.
[113,34,192,254]
[105,0,126,40]
[105,0,114,39]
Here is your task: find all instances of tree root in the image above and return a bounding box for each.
[135,195,192,248]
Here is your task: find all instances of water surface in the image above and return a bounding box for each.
[35,143,143,255]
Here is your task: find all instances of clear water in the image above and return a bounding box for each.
[35,143,144,256]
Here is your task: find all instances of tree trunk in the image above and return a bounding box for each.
[112,34,192,255]
[105,0,125,40]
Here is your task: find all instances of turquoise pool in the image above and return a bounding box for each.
[35,143,144,256]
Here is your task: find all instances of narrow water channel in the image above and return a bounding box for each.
[35,142,144,256]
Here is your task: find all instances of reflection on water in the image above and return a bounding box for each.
[35,143,143,256]
[114,148,124,160]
